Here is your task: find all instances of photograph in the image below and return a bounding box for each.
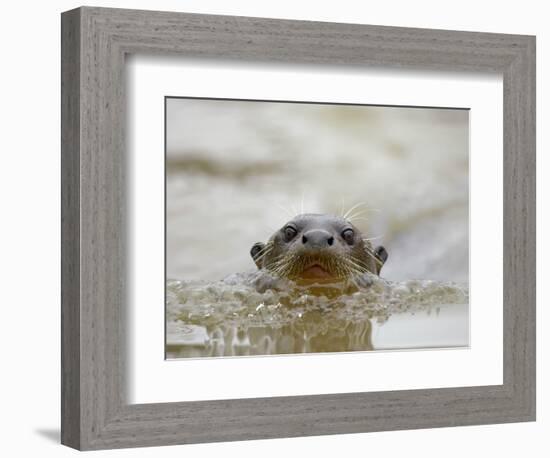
[165,97,470,359]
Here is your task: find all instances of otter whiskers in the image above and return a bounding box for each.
[268,252,368,280]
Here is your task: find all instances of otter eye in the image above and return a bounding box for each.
[283,225,298,242]
[342,228,355,245]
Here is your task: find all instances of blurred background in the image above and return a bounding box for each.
[166,98,469,283]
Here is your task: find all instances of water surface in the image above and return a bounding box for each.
[166,274,468,358]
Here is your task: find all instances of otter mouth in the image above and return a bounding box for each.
[300,262,333,279]
[267,252,361,283]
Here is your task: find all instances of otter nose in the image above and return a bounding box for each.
[301,229,334,248]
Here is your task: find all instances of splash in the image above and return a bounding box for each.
[166,272,469,358]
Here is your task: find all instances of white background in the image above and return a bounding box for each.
[0,1,546,457]
[129,59,502,403]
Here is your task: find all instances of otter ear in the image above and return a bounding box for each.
[250,242,266,269]
[374,245,388,275]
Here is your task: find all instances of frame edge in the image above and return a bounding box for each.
[61,7,82,450]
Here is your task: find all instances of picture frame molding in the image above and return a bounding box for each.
[61,6,536,450]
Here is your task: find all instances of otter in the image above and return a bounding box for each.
[249,214,387,290]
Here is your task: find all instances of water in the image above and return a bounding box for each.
[166,274,469,358]
[165,99,469,358]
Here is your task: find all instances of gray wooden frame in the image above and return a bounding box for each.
[61,6,536,451]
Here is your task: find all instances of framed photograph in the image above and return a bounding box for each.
[61,6,535,450]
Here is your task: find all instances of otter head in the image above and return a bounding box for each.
[250,214,387,283]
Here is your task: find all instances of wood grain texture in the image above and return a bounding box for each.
[60,6,536,450]
[60,8,81,449]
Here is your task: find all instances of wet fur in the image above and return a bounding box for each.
[250,214,387,282]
